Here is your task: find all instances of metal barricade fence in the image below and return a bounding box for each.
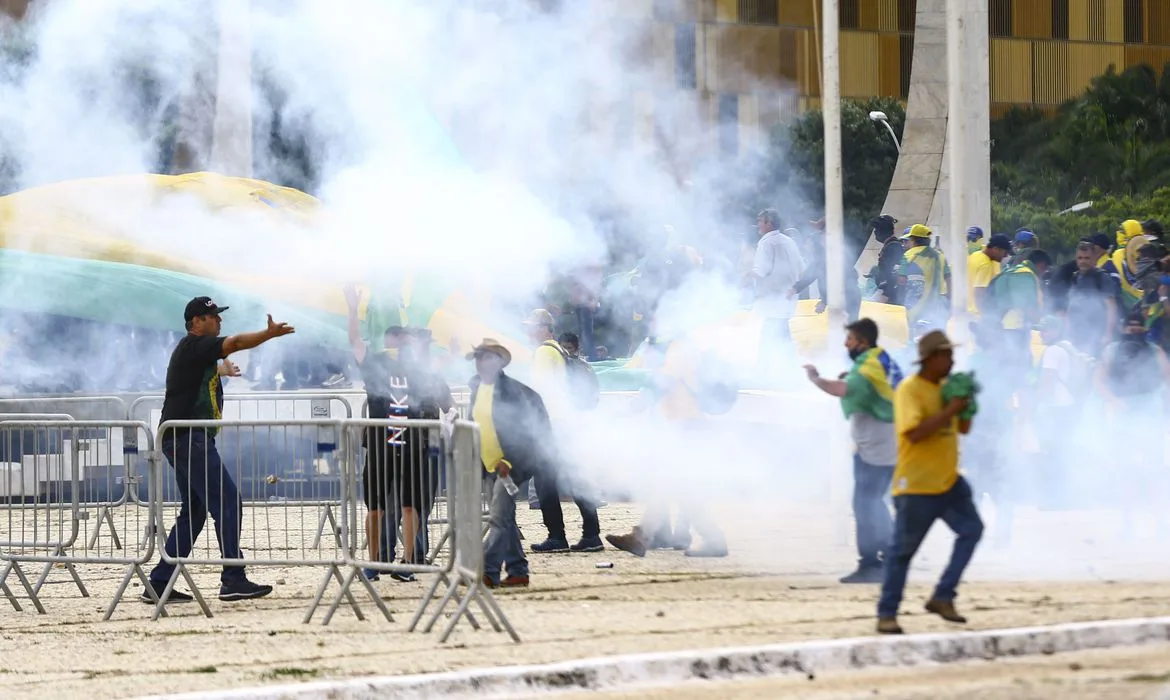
[150,419,363,623]
[0,420,156,620]
[0,396,129,421]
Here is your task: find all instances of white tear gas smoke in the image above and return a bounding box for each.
[3,0,1159,583]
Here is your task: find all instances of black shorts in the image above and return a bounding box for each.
[360,427,439,511]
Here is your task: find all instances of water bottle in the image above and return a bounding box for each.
[500,474,519,496]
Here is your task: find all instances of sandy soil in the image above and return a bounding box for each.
[2,500,1170,700]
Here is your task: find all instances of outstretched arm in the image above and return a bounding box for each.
[222,315,295,357]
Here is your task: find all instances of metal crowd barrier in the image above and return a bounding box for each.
[0,420,156,620]
[146,417,514,640]
[0,396,128,422]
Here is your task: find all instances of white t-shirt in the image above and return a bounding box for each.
[751,230,805,319]
[1040,343,1074,407]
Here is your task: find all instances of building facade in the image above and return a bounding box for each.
[630,0,1170,155]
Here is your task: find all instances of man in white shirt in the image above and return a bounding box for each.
[749,209,805,378]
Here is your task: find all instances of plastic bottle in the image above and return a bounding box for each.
[499,474,519,496]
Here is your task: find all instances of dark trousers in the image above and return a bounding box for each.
[852,455,894,568]
[575,306,597,360]
[151,433,246,584]
[877,477,983,618]
[537,474,600,542]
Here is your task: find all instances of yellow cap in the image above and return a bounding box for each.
[902,223,932,239]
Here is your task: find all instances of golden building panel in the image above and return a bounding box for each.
[715,0,738,22]
[1067,43,1125,94]
[778,26,800,81]
[860,0,899,32]
[840,30,880,98]
[991,38,1034,103]
[987,38,1034,103]
[1124,45,1170,73]
[879,33,901,96]
[704,25,783,92]
[1068,0,1090,41]
[1013,0,1052,39]
[1150,0,1170,45]
[649,22,677,86]
[1094,0,1124,43]
[1032,41,1072,105]
[796,27,822,96]
[779,0,819,28]
[738,93,760,151]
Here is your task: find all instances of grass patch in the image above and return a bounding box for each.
[262,667,319,680]
[1125,672,1170,683]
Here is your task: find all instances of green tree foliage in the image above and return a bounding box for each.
[756,96,905,251]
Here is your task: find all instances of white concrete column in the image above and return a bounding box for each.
[208,0,254,178]
[821,0,845,316]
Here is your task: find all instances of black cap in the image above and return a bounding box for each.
[184,296,229,323]
[1089,232,1112,250]
[986,234,1012,251]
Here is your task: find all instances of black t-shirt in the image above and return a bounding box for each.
[160,334,225,436]
[360,350,453,450]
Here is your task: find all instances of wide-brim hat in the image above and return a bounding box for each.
[914,329,957,363]
[466,338,512,367]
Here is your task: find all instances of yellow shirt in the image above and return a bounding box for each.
[892,375,959,496]
[531,341,568,417]
[658,340,703,422]
[472,384,504,473]
[967,250,1000,316]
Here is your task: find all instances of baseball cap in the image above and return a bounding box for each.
[966,226,984,241]
[915,330,956,363]
[901,223,932,240]
[987,234,1012,251]
[522,309,556,327]
[1014,229,1037,245]
[183,296,229,323]
[1089,232,1112,250]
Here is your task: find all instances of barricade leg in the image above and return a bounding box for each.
[104,563,166,621]
[152,565,212,621]
[86,506,123,551]
[320,566,393,626]
[311,505,342,550]
[1,561,46,614]
[302,564,370,625]
[0,576,21,612]
[33,547,90,599]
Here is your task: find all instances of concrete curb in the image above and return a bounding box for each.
[141,616,1170,700]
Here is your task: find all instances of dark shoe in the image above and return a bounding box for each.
[570,536,605,553]
[925,598,967,623]
[684,544,728,558]
[531,537,570,554]
[501,575,529,588]
[877,617,904,634]
[528,502,541,510]
[218,579,273,602]
[839,566,884,584]
[606,531,647,558]
[389,569,416,583]
[139,580,193,604]
[361,568,381,582]
[482,575,498,589]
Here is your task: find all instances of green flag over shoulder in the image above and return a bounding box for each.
[840,347,904,423]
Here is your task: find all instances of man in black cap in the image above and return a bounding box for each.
[869,215,901,303]
[144,296,295,604]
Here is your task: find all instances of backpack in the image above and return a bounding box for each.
[1052,341,1095,397]
[543,341,600,410]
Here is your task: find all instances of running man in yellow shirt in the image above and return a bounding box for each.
[877,331,983,635]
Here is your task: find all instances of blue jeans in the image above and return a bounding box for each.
[483,474,529,583]
[853,455,893,568]
[151,432,247,584]
[877,476,983,618]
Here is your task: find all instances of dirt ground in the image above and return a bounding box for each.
[2,500,1170,700]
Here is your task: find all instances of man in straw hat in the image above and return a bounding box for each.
[466,338,557,588]
[877,330,983,635]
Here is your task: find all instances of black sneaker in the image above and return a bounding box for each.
[839,566,884,584]
[139,580,193,604]
[389,569,416,583]
[569,536,605,553]
[531,537,570,554]
[219,579,273,601]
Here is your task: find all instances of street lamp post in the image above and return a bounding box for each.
[869,111,901,151]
